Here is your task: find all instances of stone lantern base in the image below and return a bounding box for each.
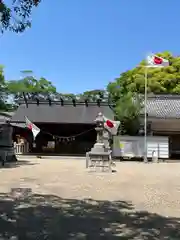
[86,141,112,172]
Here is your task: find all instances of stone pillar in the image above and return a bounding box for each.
[94,112,104,145]
[103,130,111,150]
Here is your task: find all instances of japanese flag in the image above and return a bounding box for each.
[146,53,169,67]
[25,116,40,140]
[103,116,120,135]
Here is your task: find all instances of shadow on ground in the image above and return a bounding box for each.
[0,188,179,239]
[1,161,39,169]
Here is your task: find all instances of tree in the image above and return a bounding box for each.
[0,0,41,33]
[82,89,105,101]
[115,93,142,135]
[107,82,142,135]
[7,71,57,103]
[0,65,12,111]
[107,51,180,135]
[60,93,77,100]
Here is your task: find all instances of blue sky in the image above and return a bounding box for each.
[0,0,180,93]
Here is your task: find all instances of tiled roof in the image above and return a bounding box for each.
[145,95,180,119]
[0,112,14,124]
[10,102,114,124]
[9,95,180,122]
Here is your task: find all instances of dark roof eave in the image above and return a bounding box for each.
[140,114,180,120]
[9,120,96,125]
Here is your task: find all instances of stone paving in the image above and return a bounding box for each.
[0,158,180,239]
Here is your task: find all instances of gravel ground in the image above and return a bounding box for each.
[0,158,180,239]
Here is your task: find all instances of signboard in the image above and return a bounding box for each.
[120,141,134,157]
[113,136,169,159]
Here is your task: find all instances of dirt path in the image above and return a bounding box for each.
[0,159,179,239]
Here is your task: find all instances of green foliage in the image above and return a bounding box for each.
[0,65,10,110]
[7,72,56,103]
[55,90,105,101]
[115,93,142,120]
[60,93,77,100]
[115,93,142,135]
[0,0,41,33]
[8,76,56,94]
[82,89,105,101]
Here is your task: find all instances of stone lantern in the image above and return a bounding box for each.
[86,112,112,171]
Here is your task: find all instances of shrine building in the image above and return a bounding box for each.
[9,98,114,155]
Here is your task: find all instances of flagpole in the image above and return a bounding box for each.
[144,67,148,163]
[143,53,169,163]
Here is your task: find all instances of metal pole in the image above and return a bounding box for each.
[144,67,148,163]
